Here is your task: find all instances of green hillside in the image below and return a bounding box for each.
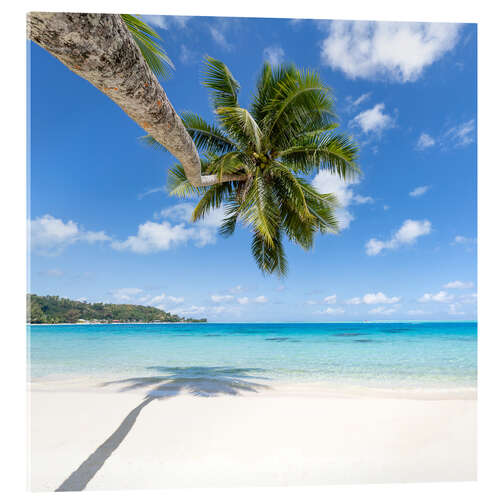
[27,294,207,324]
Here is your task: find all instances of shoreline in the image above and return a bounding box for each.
[28,375,477,401]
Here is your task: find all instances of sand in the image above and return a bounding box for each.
[28,381,476,491]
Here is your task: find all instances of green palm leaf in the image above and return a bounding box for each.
[203,56,240,109]
[154,56,360,276]
[120,14,174,79]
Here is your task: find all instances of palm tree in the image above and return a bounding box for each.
[27,13,208,186]
[145,58,359,276]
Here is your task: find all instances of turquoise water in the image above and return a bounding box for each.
[28,322,477,390]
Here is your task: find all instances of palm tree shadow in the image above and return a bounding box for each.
[55,366,270,492]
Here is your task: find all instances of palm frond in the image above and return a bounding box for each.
[181,112,237,154]
[121,14,174,79]
[203,56,240,109]
[216,106,263,151]
[238,172,280,246]
[280,132,360,180]
[251,230,288,277]
[191,182,234,223]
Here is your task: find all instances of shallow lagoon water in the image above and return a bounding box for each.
[28,322,477,390]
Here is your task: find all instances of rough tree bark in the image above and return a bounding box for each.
[27,12,247,187]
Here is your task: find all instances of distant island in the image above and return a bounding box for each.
[27,294,207,324]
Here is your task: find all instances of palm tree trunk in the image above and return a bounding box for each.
[27,12,246,187]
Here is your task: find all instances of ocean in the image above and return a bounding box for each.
[28,322,477,393]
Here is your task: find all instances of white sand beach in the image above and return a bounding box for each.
[29,381,476,491]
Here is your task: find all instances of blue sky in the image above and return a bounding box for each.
[28,16,477,322]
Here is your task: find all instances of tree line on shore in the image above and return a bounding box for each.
[27,294,207,324]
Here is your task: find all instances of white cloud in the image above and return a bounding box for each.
[306,300,317,305]
[254,296,268,304]
[346,292,400,305]
[416,133,436,150]
[229,285,244,294]
[419,290,454,303]
[443,280,474,289]
[409,186,431,197]
[366,219,431,256]
[113,203,223,254]
[407,309,427,315]
[353,194,375,204]
[350,103,394,135]
[209,26,231,49]
[316,307,345,315]
[312,171,372,230]
[383,205,390,211]
[452,235,476,247]
[141,15,191,30]
[442,119,475,148]
[29,214,111,255]
[211,294,234,303]
[237,297,249,305]
[364,292,400,305]
[140,15,168,30]
[320,21,461,82]
[369,306,398,315]
[111,220,215,253]
[323,294,337,304]
[137,186,167,200]
[347,92,371,110]
[263,46,285,66]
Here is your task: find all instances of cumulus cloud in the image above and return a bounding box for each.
[323,294,337,304]
[29,214,111,255]
[409,186,431,197]
[237,297,249,305]
[444,280,474,289]
[113,203,224,254]
[312,171,372,230]
[419,290,454,303]
[347,292,400,305]
[111,220,215,253]
[320,21,461,82]
[350,103,394,135]
[254,296,268,304]
[365,219,431,256]
[263,46,285,66]
[416,133,436,150]
[407,309,427,315]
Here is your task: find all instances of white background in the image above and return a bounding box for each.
[2,1,498,499]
